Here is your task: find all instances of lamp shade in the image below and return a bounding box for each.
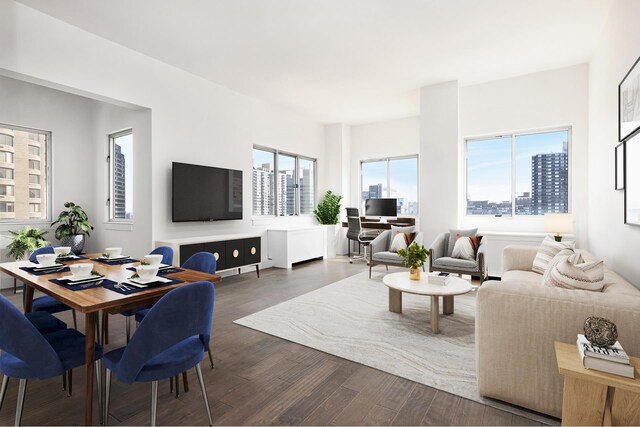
[544,213,573,233]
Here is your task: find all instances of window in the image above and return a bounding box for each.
[0,134,13,147]
[29,203,40,213]
[465,128,570,216]
[108,129,133,221]
[252,146,316,216]
[0,185,13,196]
[0,202,14,212]
[28,145,40,156]
[28,159,40,170]
[29,188,40,198]
[0,151,13,163]
[360,155,419,215]
[29,174,40,184]
[0,168,13,180]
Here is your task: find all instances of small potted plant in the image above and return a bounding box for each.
[314,191,343,258]
[397,242,430,280]
[6,226,49,260]
[51,202,94,254]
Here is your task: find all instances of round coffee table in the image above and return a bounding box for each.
[382,272,472,334]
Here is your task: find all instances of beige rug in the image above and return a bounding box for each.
[234,269,556,424]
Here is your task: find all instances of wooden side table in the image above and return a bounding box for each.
[555,341,640,426]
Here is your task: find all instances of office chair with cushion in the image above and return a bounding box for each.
[345,208,377,263]
[103,281,215,426]
[25,246,77,329]
[0,294,103,426]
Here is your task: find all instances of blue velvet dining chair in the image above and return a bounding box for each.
[24,246,77,329]
[103,281,215,426]
[149,246,174,265]
[0,294,103,426]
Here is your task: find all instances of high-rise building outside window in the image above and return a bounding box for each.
[360,156,419,215]
[252,146,316,216]
[108,129,133,221]
[0,124,50,221]
[465,128,570,216]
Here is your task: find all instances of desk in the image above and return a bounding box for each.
[555,341,640,426]
[341,218,415,230]
[0,254,221,426]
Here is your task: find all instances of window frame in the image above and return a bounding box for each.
[107,128,134,223]
[463,126,572,218]
[252,145,317,217]
[359,154,420,216]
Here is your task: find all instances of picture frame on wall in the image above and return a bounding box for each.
[625,132,640,225]
[615,141,625,190]
[619,56,640,141]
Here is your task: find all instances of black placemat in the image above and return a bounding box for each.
[126,267,185,275]
[92,257,139,266]
[20,266,70,275]
[49,277,116,291]
[104,278,184,295]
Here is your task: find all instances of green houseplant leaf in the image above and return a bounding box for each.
[51,202,94,240]
[397,243,430,270]
[313,191,343,225]
[6,226,49,260]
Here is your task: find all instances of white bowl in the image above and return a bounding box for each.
[136,265,159,281]
[53,246,72,256]
[36,253,58,267]
[104,247,122,258]
[70,263,93,279]
[143,254,163,267]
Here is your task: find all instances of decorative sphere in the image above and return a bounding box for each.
[584,316,618,346]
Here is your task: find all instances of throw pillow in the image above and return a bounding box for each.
[543,251,605,291]
[389,232,417,252]
[541,248,575,283]
[390,225,415,235]
[532,235,575,275]
[447,228,478,257]
[451,235,483,261]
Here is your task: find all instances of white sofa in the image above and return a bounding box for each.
[476,245,640,418]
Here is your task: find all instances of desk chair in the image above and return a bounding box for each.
[345,208,377,263]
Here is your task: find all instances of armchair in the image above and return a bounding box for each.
[368,230,424,278]
[428,232,487,285]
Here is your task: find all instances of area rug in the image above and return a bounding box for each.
[234,269,556,424]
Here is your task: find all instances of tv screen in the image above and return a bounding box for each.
[172,162,243,222]
[365,198,398,217]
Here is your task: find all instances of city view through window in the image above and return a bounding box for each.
[361,156,418,216]
[110,130,133,220]
[252,148,315,216]
[466,129,569,216]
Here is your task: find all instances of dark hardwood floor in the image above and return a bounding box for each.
[0,258,549,426]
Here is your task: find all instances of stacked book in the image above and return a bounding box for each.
[576,334,635,378]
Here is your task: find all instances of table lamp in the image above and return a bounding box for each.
[544,213,573,242]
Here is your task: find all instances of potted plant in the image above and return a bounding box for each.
[51,202,94,254]
[314,191,343,258]
[397,242,430,280]
[6,226,49,260]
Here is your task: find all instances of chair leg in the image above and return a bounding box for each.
[386,265,389,271]
[175,375,179,398]
[150,381,158,427]
[169,376,173,393]
[62,373,66,391]
[182,371,189,392]
[0,375,9,412]
[13,278,16,294]
[195,364,213,426]
[104,369,112,426]
[126,317,131,344]
[67,370,72,397]
[15,379,27,426]
[95,360,103,425]
[207,349,214,369]
[71,310,77,329]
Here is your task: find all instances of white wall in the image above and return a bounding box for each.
[0,1,325,271]
[588,0,640,286]
[460,64,589,246]
[349,116,420,209]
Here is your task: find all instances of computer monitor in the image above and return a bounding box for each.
[365,198,398,217]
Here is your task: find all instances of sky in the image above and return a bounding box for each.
[467,130,568,202]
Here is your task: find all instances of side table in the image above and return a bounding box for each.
[555,341,640,426]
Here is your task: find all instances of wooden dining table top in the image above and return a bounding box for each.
[0,253,222,314]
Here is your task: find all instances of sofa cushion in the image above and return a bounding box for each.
[433,256,478,271]
[543,251,605,292]
[372,251,403,264]
[501,270,543,285]
[532,236,575,274]
[447,228,478,257]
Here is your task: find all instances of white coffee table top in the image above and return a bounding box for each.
[382,272,472,296]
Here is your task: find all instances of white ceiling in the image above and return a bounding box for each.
[18,0,612,125]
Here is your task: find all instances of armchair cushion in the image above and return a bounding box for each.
[432,257,479,271]
[447,228,478,257]
[372,251,403,264]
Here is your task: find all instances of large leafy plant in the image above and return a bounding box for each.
[314,191,343,225]
[397,242,430,269]
[51,202,94,240]
[6,226,49,260]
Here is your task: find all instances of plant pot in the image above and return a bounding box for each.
[409,267,421,280]
[60,234,85,254]
[322,224,340,259]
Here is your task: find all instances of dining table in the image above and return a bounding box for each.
[0,253,221,426]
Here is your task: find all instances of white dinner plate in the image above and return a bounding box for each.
[32,263,65,271]
[127,276,172,287]
[98,255,129,261]
[64,274,104,283]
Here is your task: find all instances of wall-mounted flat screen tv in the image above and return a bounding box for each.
[365,198,398,217]
[172,162,243,222]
